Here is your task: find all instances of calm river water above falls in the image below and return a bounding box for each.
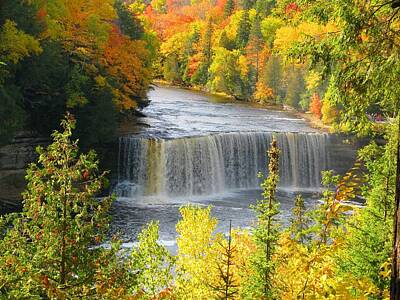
[109,86,355,249]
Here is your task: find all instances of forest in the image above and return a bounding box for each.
[1,0,400,299]
[0,0,156,148]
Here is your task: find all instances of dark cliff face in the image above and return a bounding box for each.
[0,133,49,213]
[0,132,120,214]
[328,134,364,175]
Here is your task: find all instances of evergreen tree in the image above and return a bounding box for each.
[224,0,235,17]
[289,195,311,244]
[211,221,239,299]
[236,11,250,49]
[261,55,283,103]
[247,138,280,299]
[254,0,275,17]
[336,129,396,295]
[0,114,123,298]
[192,18,213,85]
[115,0,144,40]
[285,67,306,109]
[248,15,263,83]
[203,19,213,68]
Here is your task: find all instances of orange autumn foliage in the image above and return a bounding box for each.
[146,11,195,40]
[310,93,322,119]
[254,82,274,103]
[102,27,151,110]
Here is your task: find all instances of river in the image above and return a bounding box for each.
[109,86,355,249]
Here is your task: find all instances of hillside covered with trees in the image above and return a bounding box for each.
[143,0,399,128]
[0,0,157,148]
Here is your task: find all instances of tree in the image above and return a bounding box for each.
[151,0,167,13]
[282,2,399,296]
[127,221,174,299]
[224,0,235,17]
[115,0,144,40]
[191,19,213,85]
[174,205,222,299]
[285,66,306,109]
[247,138,280,298]
[219,31,236,50]
[240,0,254,10]
[310,93,322,119]
[0,114,123,298]
[247,15,264,83]
[0,19,41,143]
[209,47,252,100]
[259,55,283,103]
[289,195,311,244]
[210,221,239,299]
[0,0,154,148]
[254,0,275,17]
[236,11,250,49]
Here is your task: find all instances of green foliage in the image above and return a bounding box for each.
[236,11,250,49]
[335,124,398,294]
[0,0,154,147]
[219,31,236,51]
[224,0,235,17]
[17,40,71,135]
[163,55,181,83]
[246,138,280,299]
[260,55,283,103]
[285,67,306,109]
[191,19,213,85]
[254,0,275,17]
[0,20,41,67]
[127,221,174,298]
[209,47,252,100]
[0,114,118,298]
[0,85,25,145]
[115,0,144,40]
[289,195,311,244]
[285,0,400,135]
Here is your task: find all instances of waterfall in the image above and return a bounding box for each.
[115,132,330,198]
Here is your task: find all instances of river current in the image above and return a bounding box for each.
[110,86,354,249]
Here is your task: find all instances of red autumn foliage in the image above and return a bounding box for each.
[36,7,47,21]
[285,2,301,15]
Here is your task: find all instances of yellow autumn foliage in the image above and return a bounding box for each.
[275,233,381,299]
[174,205,222,299]
[274,22,337,53]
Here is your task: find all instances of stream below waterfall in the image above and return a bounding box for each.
[110,86,356,249]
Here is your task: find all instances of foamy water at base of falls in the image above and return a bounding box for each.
[109,86,354,249]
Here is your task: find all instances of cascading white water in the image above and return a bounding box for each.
[115,132,330,198]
